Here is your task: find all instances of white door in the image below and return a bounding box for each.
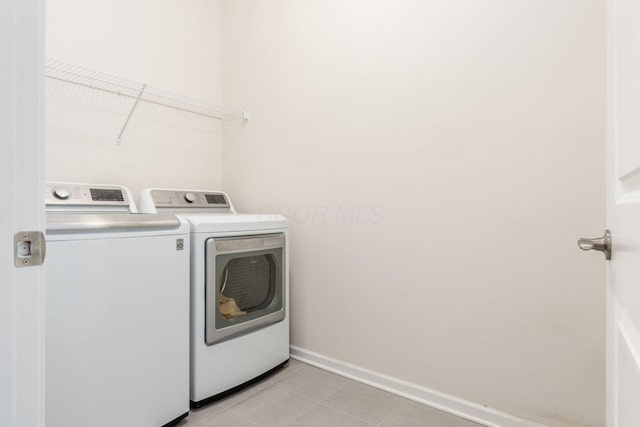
[606,0,640,426]
[0,0,46,426]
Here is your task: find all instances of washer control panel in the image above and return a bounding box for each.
[149,189,230,209]
[45,182,131,208]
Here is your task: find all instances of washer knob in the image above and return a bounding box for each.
[52,187,71,200]
[184,192,196,203]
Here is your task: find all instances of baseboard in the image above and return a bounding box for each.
[290,346,546,427]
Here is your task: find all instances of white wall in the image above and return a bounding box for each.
[221,1,606,426]
[46,0,224,198]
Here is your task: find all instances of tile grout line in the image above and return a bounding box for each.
[226,382,283,417]
[319,377,353,403]
[283,401,324,427]
[272,382,334,405]
[184,362,313,426]
[196,408,263,427]
[273,374,379,426]
[274,363,354,404]
[375,398,404,426]
[320,402,379,426]
[320,380,406,426]
[236,409,262,427]
[318,380,382,426]
[223,361,305,413]
[226,380,319,426]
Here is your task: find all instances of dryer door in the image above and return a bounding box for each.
[204,233,285,345]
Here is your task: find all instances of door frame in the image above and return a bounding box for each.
[604,0,640,425]
[0,0,46,425]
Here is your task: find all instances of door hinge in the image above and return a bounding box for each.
[14,231,46,268]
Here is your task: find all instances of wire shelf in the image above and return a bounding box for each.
[45,58,248,143]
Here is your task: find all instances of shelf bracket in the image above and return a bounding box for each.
[117,83,147,145]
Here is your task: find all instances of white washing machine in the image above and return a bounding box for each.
[138,189,289,408]
[45,182,190,427]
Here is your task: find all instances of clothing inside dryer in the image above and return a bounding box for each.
[218,254,276,319]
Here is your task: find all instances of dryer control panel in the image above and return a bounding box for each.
[138,189,234,213]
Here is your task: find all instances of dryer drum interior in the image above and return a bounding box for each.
[205,233,285,345]
[220,255,276,315]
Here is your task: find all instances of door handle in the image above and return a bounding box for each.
[578,230,611,260]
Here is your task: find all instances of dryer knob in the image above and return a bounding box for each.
[184,192,196,203]
[52,187,71,200]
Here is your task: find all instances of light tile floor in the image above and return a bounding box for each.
[176,360,485,427]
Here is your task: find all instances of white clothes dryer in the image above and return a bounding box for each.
[45,182,190,427]
[138,189,290,408]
